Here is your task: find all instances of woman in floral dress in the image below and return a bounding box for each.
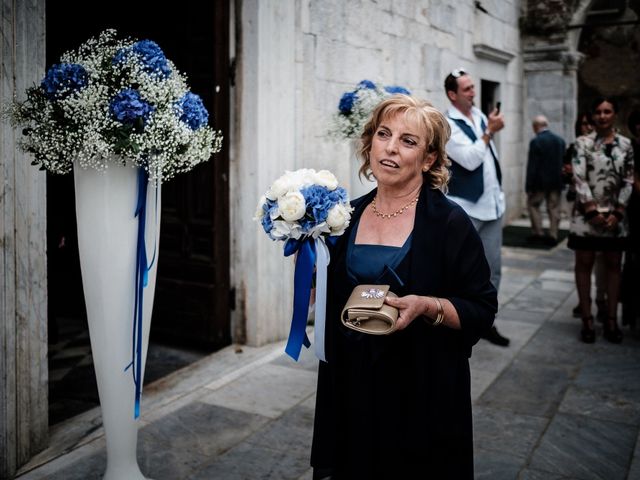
[568,97,635,343]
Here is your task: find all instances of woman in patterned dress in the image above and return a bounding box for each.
[568,96,635,343]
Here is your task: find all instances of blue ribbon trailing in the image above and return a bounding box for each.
[283,238,315,361]
[124,168,157,419]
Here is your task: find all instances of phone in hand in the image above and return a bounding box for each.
[495,101,501,114]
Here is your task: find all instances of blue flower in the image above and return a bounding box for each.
[357,80,377,90]
[261,199,277,234]
[113,40,171,78]
[338,92,357,114]
[41,63,88,100]
[178,93,209,130]
[384,85,411,95]
[328,187,348,204]
[300,185,336,231]
[109,89,155,126]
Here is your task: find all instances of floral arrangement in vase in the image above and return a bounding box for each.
[254,168,353,362]
[4,29,223,183]
[329,80,411,140]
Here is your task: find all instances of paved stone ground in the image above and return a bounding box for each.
[16,242,640,480]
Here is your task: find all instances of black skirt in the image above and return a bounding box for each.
[567,234,628,252]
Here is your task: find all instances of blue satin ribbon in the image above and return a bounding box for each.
[283,238,314,361]
[124,168,157,419]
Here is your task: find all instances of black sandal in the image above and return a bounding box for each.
[580,316,596,344]
[603,317,623,344]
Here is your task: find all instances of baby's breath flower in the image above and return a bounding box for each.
[3,28,223,184]
[328,80,411,140]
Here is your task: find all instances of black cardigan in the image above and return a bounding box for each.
[310,184,497,480]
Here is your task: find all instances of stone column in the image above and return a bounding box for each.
[0,1,48,478]
[523,42,583,142]
[232,0,297,347]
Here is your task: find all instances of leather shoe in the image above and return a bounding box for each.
[603,318,623,344]
[580,316,596,343]
[481,326,510,347]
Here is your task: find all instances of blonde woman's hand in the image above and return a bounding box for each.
[384,295,429,330]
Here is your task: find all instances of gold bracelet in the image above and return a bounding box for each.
[425,296,444,327]
[432,297,444,326]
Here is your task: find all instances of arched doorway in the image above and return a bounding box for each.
[575,0,640,135]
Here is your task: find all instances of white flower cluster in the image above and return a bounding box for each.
[4,29,223,183]
[328,80,411,140]
[254,168,354,242]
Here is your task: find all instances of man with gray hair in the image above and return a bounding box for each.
[526,115,566,246]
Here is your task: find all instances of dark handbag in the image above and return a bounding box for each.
[341,285,399,335]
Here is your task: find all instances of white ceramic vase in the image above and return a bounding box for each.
[349,138,377,199]
[74,161,161,480]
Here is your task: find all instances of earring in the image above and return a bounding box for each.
[422,166,429,172]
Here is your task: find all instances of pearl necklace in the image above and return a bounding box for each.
[371,194,419,219]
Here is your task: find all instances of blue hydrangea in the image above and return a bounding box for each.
[328,187,348,204]
[41,63,88,100]
[261,199,278,234]
[113,40,171,78]
[178,93,209,130]
[299,185,337,232]
[384,85,411,95]
[338,92,357,114]
[357,80,377,90]
[109,89,155,126]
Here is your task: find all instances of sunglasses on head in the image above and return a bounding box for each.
[451,68,467,78]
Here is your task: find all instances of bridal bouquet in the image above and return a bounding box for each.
[255,168,353,242]
[255,168,353,362]
[329,80,411,140]
[4,29,223,183]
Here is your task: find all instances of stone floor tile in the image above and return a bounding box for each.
[474,448,523,480]
[491,319,541,350]
[558,354,640,426]
[270,343,320,373]
[528,412,636,480]
[189,441,310,480]
[245,404,315,457]
[476,354,572,417]
[497,307,548,325]
[628,428,640,480]
[471,368,498,403]
[138,401,270,477]
[518,467,579,479]
[538,269,574,282]
[200,363,317,418]
[538,278,575,293]
[473,405,548,460]
[470,341,516,374]
[518,321,595,366]
[296,467,313,479]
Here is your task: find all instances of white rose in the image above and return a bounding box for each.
[315,170,339,190]
[326,203,351,233]
[253,195,266,220]
[278,191,306,222]
[269,172,298,199]
[297,168,317,187]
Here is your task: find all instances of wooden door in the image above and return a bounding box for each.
[46,1,231,351]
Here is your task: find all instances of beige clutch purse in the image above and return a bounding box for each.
[341,285,399,335]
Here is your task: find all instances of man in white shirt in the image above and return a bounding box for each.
[443,68,510,347]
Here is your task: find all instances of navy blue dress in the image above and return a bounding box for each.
[311,186,498,480]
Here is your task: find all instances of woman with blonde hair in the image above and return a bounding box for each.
[311,95,497,479]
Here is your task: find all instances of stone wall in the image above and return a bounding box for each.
[0,1,48,477]
[296,0,525,221]
[233,0,525,347]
